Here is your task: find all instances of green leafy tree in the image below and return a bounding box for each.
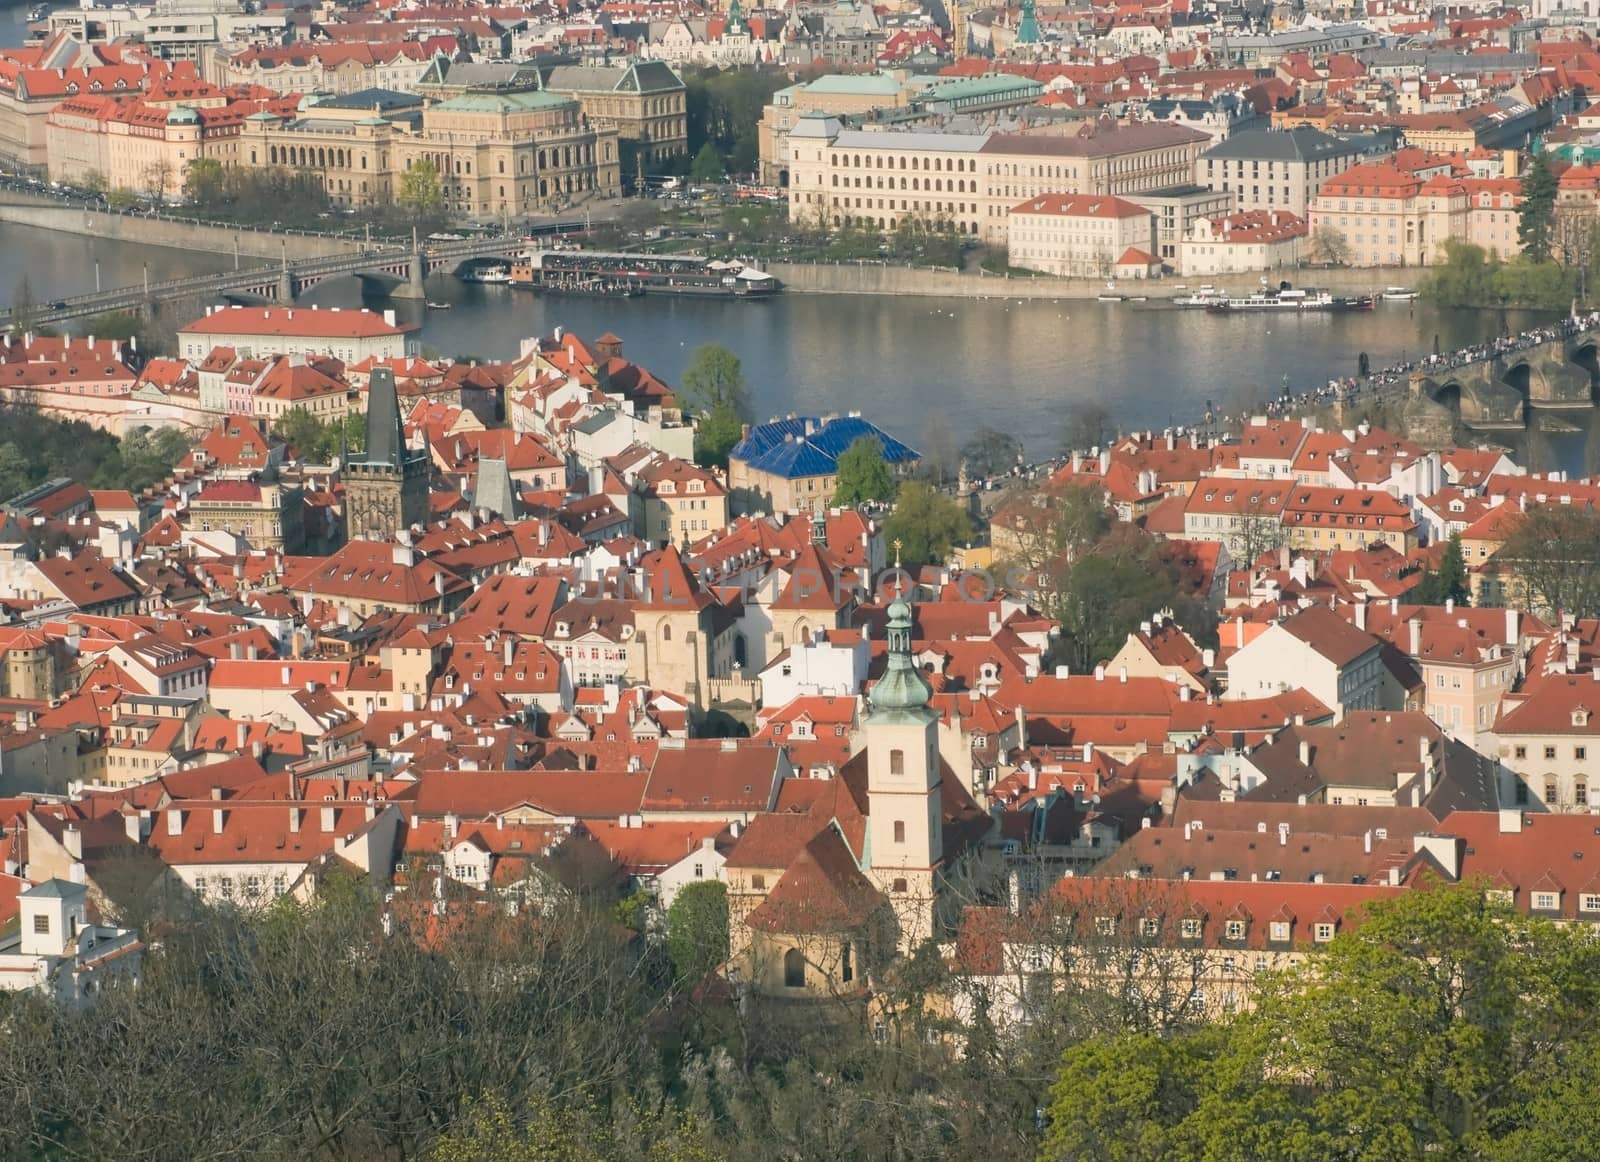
[832,435,896,507]
[106,186,138,212]
[398,157,444,219]
[0,442,32,501]
[429,1093,723,1162]
[273,407,342,464]
[1056,525,1179,672]
[1518,151,1559,263]
[1412,532,1470,606]
[677,343,752,421]
[883,481,971,566]
[689,142,726,183]
[1042,885,1600,1162]
[693,401,744,470]
[183,157,227,206]
[80,169,108,197]
[665,880,728,986]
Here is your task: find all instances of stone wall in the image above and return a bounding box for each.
[768,260,1415,300]
[0,195,358,260]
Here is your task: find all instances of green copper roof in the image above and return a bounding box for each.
[803,72,903,97]
[869,596,934,721]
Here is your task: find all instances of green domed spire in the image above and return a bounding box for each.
[870,547,932,719]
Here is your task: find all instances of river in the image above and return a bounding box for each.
[2,221,1587,470]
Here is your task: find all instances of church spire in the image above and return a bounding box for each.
[870,550,932,720]
[1017,0,1039,44]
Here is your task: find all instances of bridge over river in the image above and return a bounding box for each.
[1302,316,1600,449]
[0,232,543,329]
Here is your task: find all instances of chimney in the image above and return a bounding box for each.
[1278,821,1289,846]
[320,806,336,833]
[1082,741,1094,762]
[1184,822,1193,841]
[166,808,183,836]
[445,812,460,839]
[212,807,225,834]
[1505,608,1518,647]
[1298,739,1310,766]
[63,824,83,861]
[289,807,301,833]
[1094,664,1106,681]
[1118,666,1128,684]
[1354,598,1367,631]
[1445,598,1454,615]
[1027,767,1037,791]
[1014,703,1027,747]
[1408,617,1422,657]
[1499,807,1523,834]
[1363,829,1372,854]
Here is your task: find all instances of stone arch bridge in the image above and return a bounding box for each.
[1396,328,1600,445]
[0,233,549,330]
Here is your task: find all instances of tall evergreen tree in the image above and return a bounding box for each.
[1518,152,1559,263]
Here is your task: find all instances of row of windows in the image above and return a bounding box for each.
[832,174,973,193]
[1513,744,1589,761]
[831,152,974,172]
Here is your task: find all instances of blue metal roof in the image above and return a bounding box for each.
[732,415,919,480]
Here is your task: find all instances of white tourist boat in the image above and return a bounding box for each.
[460,265,513,284]
[1172,285,1228,307]
[1382,286,1419,301]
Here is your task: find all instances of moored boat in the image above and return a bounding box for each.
[460,265,513,284]
[510,249,781,298]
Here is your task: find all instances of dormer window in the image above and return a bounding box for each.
[1574,708,1591,728]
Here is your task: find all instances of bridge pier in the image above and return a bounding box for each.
[277,269,296,303]
[390,252,427,301]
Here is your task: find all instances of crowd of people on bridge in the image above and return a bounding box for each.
[1195,311,1600,431]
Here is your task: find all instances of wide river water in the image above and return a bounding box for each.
[1,221,1587,469]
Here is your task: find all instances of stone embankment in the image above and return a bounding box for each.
[0,193,359,261]
[768,260,1416,300]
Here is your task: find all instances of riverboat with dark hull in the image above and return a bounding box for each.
[1205,287,1375,313]
[509,250,781,298]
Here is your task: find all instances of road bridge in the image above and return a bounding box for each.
[0,232,556,329]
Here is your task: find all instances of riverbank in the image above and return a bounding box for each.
[0,195,357,261]
[767,261,1424,300]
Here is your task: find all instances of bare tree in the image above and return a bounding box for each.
[1309,226,1349,266]
[1500,505,1600,619]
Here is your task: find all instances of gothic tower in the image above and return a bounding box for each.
[864,587,943,951]
[344,367,429,542]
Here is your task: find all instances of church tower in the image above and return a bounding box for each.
[1016,0,1039,44]
[864,581,943,951]
[344,367,429,542]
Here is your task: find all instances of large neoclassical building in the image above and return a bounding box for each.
[238,87,620,217]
